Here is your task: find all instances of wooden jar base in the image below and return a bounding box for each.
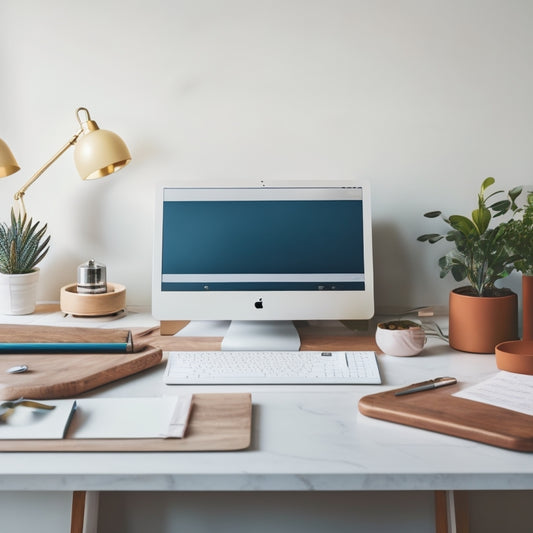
[60,283,126,316]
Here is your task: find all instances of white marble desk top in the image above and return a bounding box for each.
[0,306,531,492]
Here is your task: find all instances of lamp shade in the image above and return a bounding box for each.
[0,138,20,178]
[74,125,131,181]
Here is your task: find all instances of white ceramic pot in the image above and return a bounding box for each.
[0,268,40,315]
[375,321,426,356]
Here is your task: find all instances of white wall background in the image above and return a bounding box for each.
[2,0,533,311]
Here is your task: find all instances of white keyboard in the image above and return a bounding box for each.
[164,350,381,385]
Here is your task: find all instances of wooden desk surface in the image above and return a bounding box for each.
[148,320,379,352]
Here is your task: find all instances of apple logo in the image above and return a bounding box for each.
[254,298,263,309]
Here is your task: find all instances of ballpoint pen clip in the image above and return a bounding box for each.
[433,376,457,388]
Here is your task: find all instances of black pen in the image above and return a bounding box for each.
[394,377,457,396]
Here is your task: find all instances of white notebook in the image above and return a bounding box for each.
[0,395,193,440]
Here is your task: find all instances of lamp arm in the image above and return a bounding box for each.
[14,128,83,214]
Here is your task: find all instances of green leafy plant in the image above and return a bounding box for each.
[418,177,522,297]
[0,209,50,274]
[504,192,533,275]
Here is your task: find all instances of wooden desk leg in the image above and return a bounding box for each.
[71,491,86,533]
[435,491,449,533]
[435,490,469,533]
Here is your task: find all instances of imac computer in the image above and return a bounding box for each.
[152,180,374,350]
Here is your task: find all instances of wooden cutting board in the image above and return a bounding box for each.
[359,384,533,452]
[0,325,163,400]
[0,345,163,400]
[0,393,252,452]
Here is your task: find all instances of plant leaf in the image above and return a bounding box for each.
[417,233,443,243]
[481,177,495,193]
[471,206,491,233]
[423,211,442,218]
[448,215,479,237]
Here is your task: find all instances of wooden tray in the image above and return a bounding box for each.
[0,393,252,452]
[0,325,163,400]
[359,384,533,452]
[0,346,162,400]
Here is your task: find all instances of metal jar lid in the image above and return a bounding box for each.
[77,259,107,294]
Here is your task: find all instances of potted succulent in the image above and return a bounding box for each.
[0,208,50,315]
[418,177,522,353]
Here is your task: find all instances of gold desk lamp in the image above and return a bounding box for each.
[0,107,131,215]
[0,107,131,316]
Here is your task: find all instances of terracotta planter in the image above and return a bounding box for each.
[522,275,533,341]
[449,287,518,353]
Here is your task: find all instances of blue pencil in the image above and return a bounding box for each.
[0,342,130,353]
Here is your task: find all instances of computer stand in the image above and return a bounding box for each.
[221,321,301,351]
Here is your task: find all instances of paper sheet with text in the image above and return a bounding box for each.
[454,371,533,417]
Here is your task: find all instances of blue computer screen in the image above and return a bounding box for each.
[161,199,365,291]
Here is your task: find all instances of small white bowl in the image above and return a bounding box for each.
[375,321,426,357]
